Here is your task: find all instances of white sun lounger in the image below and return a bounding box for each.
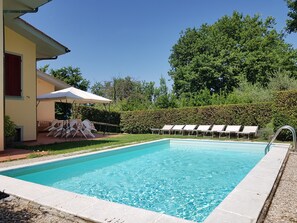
[218,125,241,138]
[160,125,174,135]
[150,128,161,134]
[182,125,197,135]
[237,126,258,139]
[171,125,185,135]
[195,125,212,136]
[205,125,226,137]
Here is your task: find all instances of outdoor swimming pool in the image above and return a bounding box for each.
[1,139,266,222]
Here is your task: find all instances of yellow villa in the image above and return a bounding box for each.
[37,70,70,132]
[1,1,70,151]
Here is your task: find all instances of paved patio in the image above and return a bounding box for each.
[0,148,34,162]
[27,132,111,145]
[0,132,116,162]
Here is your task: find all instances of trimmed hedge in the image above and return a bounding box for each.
[75,90,297,139]
[273,90,297,140]
[77,106,121,132]
[121,103,273,133]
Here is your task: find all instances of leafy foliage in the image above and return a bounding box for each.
[273,90,297,140]
[169,12,297,96]
[46,66,90,119]
[77,106,121,132]
[91,76,177,111]
[223,71,297,104]
[4,116,16,137]
[50,66,90,91]
[121,103,273,133]
[286,0,297,33]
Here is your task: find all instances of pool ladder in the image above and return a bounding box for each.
[264,125,297,154]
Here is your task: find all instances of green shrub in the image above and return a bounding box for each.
[76,106,121,132]
[273,90,297,140]
[259,120,274,140]
[121,103,273,133]
[4,115,16,137]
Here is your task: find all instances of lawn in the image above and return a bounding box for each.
[19,133,264,157]
[21,134,164,155]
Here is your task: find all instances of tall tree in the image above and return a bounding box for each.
[286,0,297,33]
[91,81,105,96]
[50,66,90,90]
[39,64,50,73]
[91,76,156,111]
[169,11,297,96]
[154,77,177,109]
[49,66,90,119]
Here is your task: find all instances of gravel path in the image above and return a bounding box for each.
[0,193,91,223]
[263,152,297,223]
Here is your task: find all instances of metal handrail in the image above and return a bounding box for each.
[265,125,296,154]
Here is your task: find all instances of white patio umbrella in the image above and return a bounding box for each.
[37,87,112,138]
[37,86,111,104]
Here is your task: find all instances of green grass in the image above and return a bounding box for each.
[17,133,267,157]
[18,134,164,155]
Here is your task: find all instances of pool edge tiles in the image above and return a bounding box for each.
[0,175,193,223]
[0,140,290,223]
[204,143,289,223]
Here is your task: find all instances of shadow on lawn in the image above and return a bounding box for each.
[16,139,120,152]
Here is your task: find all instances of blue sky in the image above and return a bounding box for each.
[23,0,297,88]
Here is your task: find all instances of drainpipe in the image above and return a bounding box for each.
[3,8,39,14]
[37,56,58,61]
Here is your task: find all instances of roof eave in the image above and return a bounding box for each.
[5,18,70,59]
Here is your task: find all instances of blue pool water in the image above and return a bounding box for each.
[1,140,265,222]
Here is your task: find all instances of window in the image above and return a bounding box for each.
[5,53,22,97]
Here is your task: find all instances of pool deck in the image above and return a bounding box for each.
[0,140,294,223]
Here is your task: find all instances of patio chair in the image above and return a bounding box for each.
[237,126,259,139]
[160,125,174,135]
[82,119,97,132]
[46,120,64,136]
[195,125,212,136]
[218,125,241,138]
[64,119,80,138]
[72,120,87,139]
[38,120,51,132]
[205,125,226,137]
[54,120,69,138]
[171,125,185,135]
[81,119,97,138]
[45,119,58,132]
[182,125,197,135]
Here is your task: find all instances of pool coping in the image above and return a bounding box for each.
[204,142,289,223]
[0,139,290,223]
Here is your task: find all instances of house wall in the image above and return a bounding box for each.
[4,26,37,141]
[37,78,55,122]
